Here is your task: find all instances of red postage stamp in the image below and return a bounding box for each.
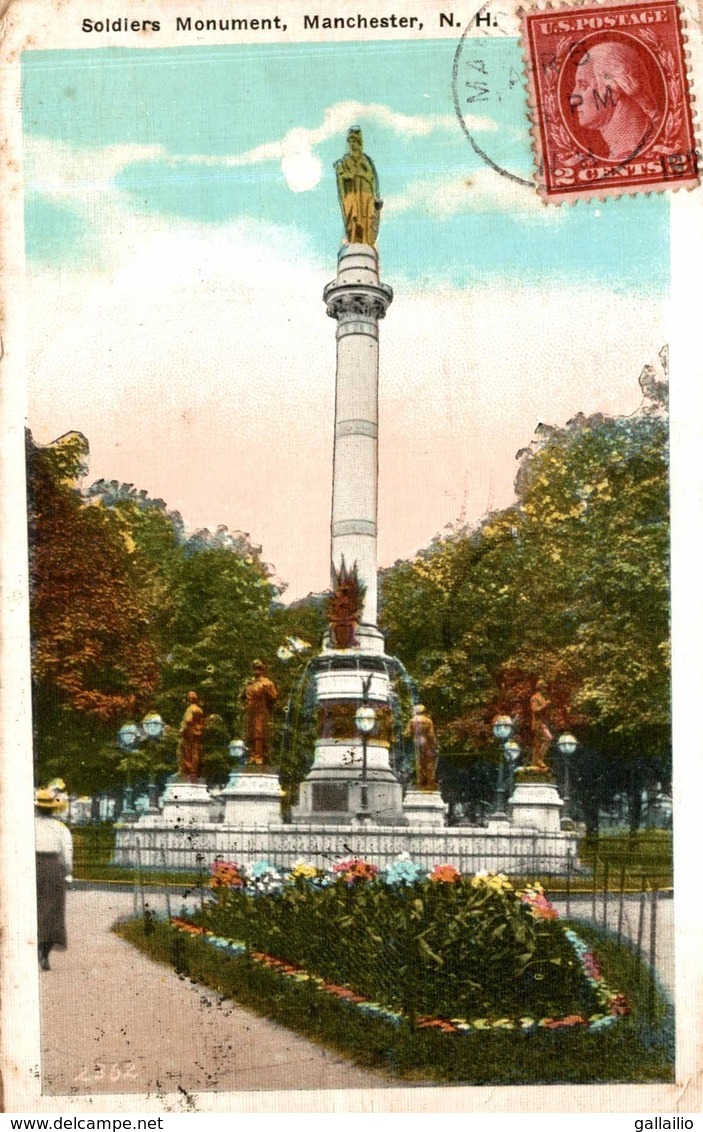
[521,0,700,201]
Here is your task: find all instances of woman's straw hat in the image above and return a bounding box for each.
[35,788,67,812]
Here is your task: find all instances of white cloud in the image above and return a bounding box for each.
[189,100,498,192]
[206,100,495,163]
[385,166,557,221]
[24,101,499,200]
[23,138,168,198]
[281,147,324,193]
[25,209,664,601]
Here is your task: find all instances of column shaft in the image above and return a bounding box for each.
[324,243,392,643]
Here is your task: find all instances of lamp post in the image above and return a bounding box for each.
[491,715,513,820]
[504,738,521,802]
[117,722,141,821]
[228,739,248,764]
[355,675,376,824]
[227,739,248,786]
[557,732,577,830]
[142,712,165,814]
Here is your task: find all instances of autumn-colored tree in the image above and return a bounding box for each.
[27,432,160,791]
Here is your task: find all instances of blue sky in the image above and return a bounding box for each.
[20,38,668,598]
[22,38,668,293]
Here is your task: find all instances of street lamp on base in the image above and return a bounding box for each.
[142,712,165,814]
[117,722,141,822]
[355,678,376,824]
[491,715,514,821]
[557,733,578,830]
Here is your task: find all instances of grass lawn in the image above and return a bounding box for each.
[115,915,673,1086]
[578,830,672,890]
[72,825,202,886]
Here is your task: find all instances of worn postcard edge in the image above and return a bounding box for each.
[0,0,702,1113]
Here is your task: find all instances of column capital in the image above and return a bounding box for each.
[323,280,393,322]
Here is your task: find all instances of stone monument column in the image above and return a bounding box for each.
[292,128,405,826]
[323,246,392,652]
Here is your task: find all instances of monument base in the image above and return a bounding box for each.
[220,771,283,826]
[508,780,563,833]
[159,777,213,827]
[402,789,447,827]
[293,766,407,826]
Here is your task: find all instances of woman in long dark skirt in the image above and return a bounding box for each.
[34,788,73,970]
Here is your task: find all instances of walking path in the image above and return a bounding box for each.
[40,889,392,1096]
[553,893,674,1001]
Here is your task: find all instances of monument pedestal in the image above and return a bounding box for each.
[292,657,407,826]
[220,771,283,827]
[402,789,446,827]
[159,777,213,827]
[508,779,563,833]
[295,764,406,826]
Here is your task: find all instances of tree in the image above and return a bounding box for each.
[27,432,160,791]
[379,358,670,828]
[158,540,280,738]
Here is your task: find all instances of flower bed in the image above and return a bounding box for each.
[180,853,630,1031]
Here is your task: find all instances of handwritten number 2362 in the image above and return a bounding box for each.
[74,1061,138,1082]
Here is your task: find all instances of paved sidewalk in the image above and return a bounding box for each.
[553,893,674,1000]
[40,890,392,1096]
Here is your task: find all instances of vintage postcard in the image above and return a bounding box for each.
[1,0,702,1115]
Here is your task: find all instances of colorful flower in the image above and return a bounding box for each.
[429,863,461,884]
[609,992,631,1017]
[470,871,513,893]
[520,887,558,920]
[288,859,319,880]
[209,860,246,889]
[588,1014,617,1031]
[543,1014,587,1029]
[241,860,284,894]
[582,951,601,980]
[332,857,379,884]
[383,852,425,887]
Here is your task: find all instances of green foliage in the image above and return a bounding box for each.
[116,917,673,1084]
[28,439,291,790]
[578,830,672,889]
[201,876,593,1022]
[159,544,277,728]
[379,369,670,823]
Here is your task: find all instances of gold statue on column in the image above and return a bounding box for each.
[335,127,383,246]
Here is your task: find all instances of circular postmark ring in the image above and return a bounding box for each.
[451,11,535,189]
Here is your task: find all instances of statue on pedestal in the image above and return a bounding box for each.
[529,680,553,772]
[334,127,383,246]
[407,704,438,791]
[177,691,205,781]
[243,660,279,766]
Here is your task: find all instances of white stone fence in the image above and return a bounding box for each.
[113,823,581,877]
